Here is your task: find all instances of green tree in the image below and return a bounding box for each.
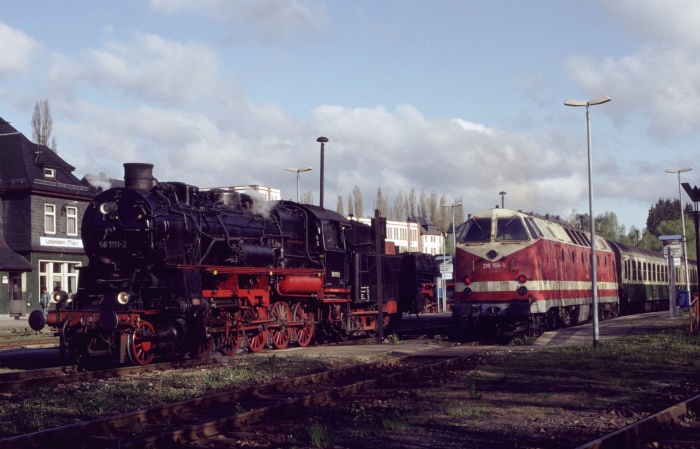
[352,186,363,218]
[655,219,697,260]
[31,99,57,152]
[646,198,692,237]
[392,192,407,222]
[336,195,344,215]
[301,191,314,205]
[596,211,625,242]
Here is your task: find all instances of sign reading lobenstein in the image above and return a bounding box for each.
[40,236,84,248]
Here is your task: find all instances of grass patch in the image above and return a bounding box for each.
[445,404,484,418]
[308,421,335,448]
[469,324,700,411]
[0,354,332,438]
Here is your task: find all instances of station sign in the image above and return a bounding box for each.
[659,235,682,260]
[440,263,453,280]
[664,244,682,259]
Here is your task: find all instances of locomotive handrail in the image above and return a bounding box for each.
[175,265,324,276]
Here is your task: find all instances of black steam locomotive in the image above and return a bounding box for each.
[29,163,427,365]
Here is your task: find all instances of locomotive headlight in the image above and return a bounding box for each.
[99,202,118,215]
[516,275,527,284]
[117,291,131,305]
[51,291,68,304]
[517,286,528,296]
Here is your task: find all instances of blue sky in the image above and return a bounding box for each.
[2,0,700,233]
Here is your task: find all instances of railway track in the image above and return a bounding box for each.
[0,350,484,449]
[575,393,700,449]
[0,337,56,350]
[0,357,223,393]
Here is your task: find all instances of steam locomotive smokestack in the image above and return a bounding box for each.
[124,163,155,191]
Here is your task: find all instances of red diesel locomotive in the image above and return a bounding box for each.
[451,208,695,338]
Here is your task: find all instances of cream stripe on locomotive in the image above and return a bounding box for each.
[469,279,619,294]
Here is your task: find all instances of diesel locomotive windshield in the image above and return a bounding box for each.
[461,217,491,242]
[495,217,529,241]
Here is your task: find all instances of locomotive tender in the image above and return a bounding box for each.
[452,208,697,338]
[29,163,423,365]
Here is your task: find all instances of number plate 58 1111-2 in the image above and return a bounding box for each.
[99,240,127,249]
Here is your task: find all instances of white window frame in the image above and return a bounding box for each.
[39,260,81,297]
[44,167,56,178]
[66,206,78,236]
[44,204,56,234]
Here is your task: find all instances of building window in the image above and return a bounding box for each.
[44,167,56,178]
[39,260,81,298]
[44,204,56,234]
[66,206,78,236]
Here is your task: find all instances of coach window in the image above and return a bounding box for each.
[44,204,56,234]
[496,217,529,241]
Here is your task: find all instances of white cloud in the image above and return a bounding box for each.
[604,0,700,47]
[54,96,584,222]
[148,0,331,42]
[0,21,42,77]
[47,33,224,107]
[567,45,700,140]
[566,2,700,141]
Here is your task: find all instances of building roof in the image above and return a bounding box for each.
[0,117,93,198]
[0,233,32,271]
[409,216,441,235]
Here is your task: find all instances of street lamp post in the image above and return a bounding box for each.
[441,231,446,312]
[499,191,506,209]
[666,167,692,318]
[682,182,700,331]
[284,166,313,202]
[317,137,328,208]
[443,202,462,255]
[564,95,611,349]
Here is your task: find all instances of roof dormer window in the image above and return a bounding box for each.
[44,168,55,178]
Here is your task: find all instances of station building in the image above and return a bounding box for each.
[354,216,444,255]
[0,117,94,316]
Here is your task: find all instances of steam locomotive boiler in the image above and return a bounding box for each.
[29,163,419,365]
